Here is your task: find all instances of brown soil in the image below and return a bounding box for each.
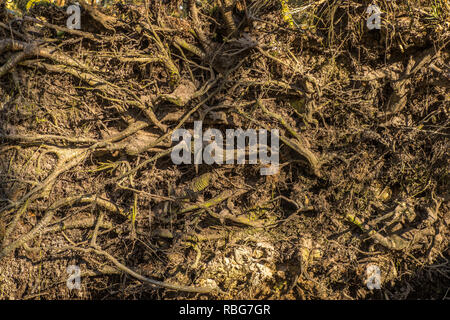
[0,0,449,300]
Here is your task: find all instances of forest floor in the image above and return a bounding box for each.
[0,0,449,299]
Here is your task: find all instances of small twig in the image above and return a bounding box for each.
[0,133,98,145]
[90,211,105,248]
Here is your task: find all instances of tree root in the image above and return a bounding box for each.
[236,101,321,177]
[64,245,218,294]
[345,212,409,251]
[1,39,95,71]
[219,0,238,38]
[179,188,248,214]
[44,216,113,234]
